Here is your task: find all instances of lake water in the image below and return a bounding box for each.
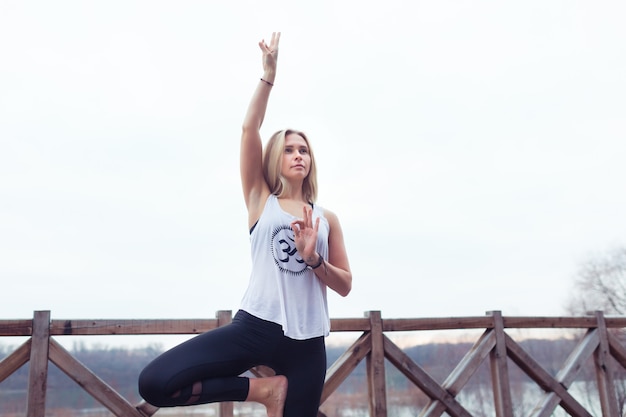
[0,380,606,417]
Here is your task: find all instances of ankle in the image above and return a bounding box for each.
[246,375,288,414]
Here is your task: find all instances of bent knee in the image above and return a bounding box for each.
[138,366,172,407]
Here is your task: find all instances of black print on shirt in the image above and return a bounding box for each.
[270,225,308,276]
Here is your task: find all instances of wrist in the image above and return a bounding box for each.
[305,253,323,270]
[261,70,276,84]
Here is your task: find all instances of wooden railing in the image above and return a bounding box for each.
[2,310,626,417]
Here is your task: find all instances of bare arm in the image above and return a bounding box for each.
[241,32,280,226]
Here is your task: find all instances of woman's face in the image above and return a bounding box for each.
[281,133,311,181]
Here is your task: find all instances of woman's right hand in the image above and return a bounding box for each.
[258,32,280,80]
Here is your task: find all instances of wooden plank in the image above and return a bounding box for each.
[25,315,626,336]
[421,330,496,416]
[502,316,599,329]
[330,317,371,332]
[366,311,387,417]
[0,338,31,383]
[321,332,371,403]
[0,319,33,336]
[49,318,220,335]
[49,338,144,417]
[383,336,471,417]
[48,317,373,335]
[383,316,494,331]
[593,311,618,417]
[26,310,50,417]
[383,316,607,332]
[504,333,592,417]
[488,311,513,417]
[2,314,621,338]
[604,316,626,328]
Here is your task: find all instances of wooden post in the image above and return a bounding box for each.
[26,310,50,417]
[217,310,234,417]
[487,311,513,417]
[594,311,619,417]
[365,310,387,417]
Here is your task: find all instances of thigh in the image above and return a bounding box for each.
[273,336,326,417]
[140,311,282,391]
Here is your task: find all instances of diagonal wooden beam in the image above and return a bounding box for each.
[607,331,626,368]
[444,330,496,394]
[556,329,599,387]
[321,332,371,404]
[504,333,592,417]
[136,401,158,417]
[383,335,472,417]
[527,329,599,417]
[49,338,144,417]
[0,338,31,383]
[421,330,496,416]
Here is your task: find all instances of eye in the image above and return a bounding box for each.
[300,148,309,154]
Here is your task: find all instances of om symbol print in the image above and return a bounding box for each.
[270,225,307,275]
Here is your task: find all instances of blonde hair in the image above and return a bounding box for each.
[263,129,318,203]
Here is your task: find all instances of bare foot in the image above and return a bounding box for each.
[247,375,288,417]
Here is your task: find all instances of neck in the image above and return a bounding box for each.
[280,180,306,202]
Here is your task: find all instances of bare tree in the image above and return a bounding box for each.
[565,246,626,415]
[567,246,626,315]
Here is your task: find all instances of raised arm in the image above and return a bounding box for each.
[241,32,280,226]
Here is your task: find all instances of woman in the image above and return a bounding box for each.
[138,32,352,417]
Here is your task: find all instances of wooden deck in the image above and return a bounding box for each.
[2,310,626,417]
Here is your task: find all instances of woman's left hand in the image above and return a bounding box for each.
[259,32,280,78]
[290,205,320,265]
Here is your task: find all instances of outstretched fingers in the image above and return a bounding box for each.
[269,32,281,51]
[300,206,320,233]
[259,32,281,53]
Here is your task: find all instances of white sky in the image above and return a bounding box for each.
[1,1,626,325]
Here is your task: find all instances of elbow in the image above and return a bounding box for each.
[242,119,262,134]
[338,274,352,297]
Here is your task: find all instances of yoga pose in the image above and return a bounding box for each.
[138,32,352,417]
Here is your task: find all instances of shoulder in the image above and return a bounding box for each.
[321,207,341,228]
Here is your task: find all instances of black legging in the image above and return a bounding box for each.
[138,310,326,417]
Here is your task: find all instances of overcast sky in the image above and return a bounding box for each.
[1,1,626,327]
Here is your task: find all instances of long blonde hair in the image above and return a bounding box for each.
[263,129,318,203]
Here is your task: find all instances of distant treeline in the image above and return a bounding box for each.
[0,337,594,413]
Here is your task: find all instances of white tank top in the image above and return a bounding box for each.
[240,194,330,339]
